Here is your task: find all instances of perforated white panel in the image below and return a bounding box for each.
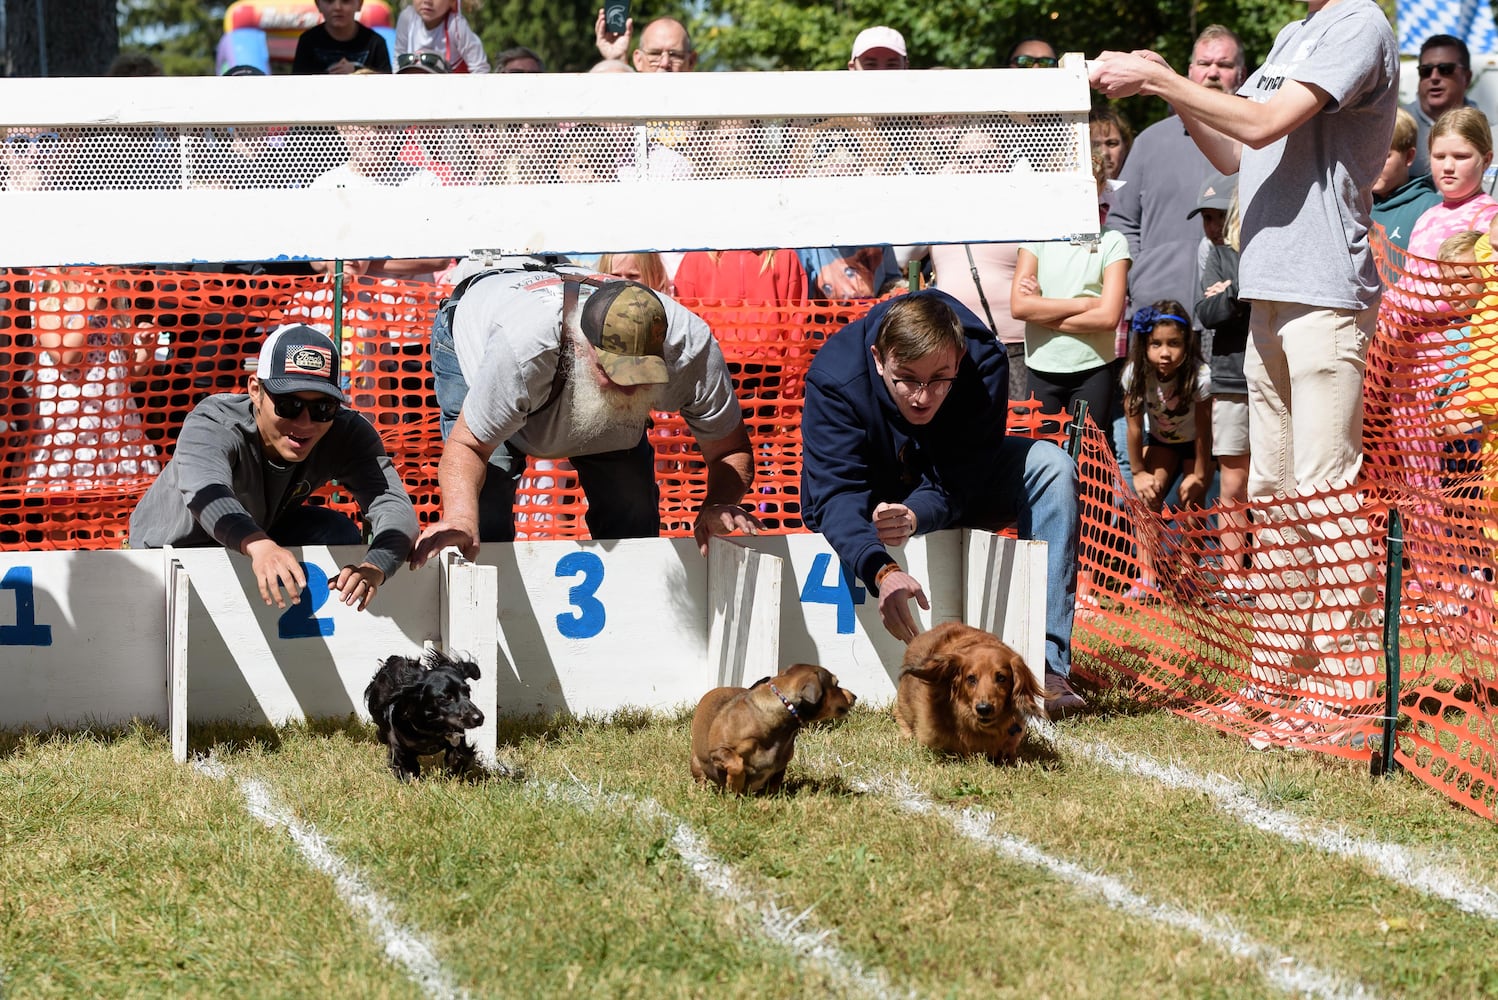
[0,62,1097,266]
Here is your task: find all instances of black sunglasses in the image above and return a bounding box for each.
[1012,54,1058,69]
[1418,61,1462,79]
[267,392,340,422]
[397,51,449,73]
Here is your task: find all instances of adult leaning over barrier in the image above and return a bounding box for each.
[408,259,762,567]
[800,290,1086,720]
[128,324,418,612]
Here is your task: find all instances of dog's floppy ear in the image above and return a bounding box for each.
[790,670,828,719]
[903,653,956,685]
[1007,651,1046,716]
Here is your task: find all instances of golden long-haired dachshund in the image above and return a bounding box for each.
[894,622,1045,765]
[690,663,856,794]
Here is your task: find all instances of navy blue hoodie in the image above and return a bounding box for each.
[801,290,1010,594]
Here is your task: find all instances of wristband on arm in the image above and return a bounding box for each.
[874,562,902,590]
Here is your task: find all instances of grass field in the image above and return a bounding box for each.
[4,692,1498,1000]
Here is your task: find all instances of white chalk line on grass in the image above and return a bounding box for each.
[1030,721,1498,924]
[544,772,912,1000]
[854,772,1380,1000]
[193,757,467,1000]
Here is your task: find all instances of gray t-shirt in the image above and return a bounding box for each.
[451,268,743,458]
[1236,0,1398,311]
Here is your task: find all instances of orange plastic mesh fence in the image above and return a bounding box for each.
[2,261,1496,820]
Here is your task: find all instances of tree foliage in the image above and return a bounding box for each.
[695,0,1396,133]
[119,0,227,76]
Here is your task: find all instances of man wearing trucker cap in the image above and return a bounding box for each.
[409,262,761,568]
[129,324,418,612]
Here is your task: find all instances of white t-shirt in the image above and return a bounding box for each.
[394,8,490,73]
[451,268,742,458]
[1121,360,1211,444]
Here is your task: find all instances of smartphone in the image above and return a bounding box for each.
[604,1,630,35]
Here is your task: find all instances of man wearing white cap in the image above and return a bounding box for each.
[129,324,418,612]
[849,26,907,71]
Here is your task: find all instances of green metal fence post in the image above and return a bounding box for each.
[1376,508,1404,777]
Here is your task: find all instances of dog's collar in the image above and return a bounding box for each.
[769,682,802,723]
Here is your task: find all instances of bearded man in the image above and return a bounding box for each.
[410,261,760,568]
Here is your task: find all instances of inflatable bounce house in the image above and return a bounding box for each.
[215,0,396,74]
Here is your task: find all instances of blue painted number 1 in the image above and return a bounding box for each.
[555,551,606,639]
[0,566,53,646]
[799,552,866,634]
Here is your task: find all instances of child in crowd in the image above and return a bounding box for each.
[597,252,673,294]
[293,0,393,74]
[1196,186,1251,566]
[1120,302,1212,595]
[1371,108,1442,253]
[1088,107,1132,182]
[1010,148,1131,431]
[1407,107,1498,260]
[395,0,489,73]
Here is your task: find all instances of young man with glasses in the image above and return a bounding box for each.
[801,291,1088,719]
[1403,34,1477,178]
[129,325,417,613]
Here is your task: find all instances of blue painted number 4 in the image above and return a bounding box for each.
[799,553,865,634]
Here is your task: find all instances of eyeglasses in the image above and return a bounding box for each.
[1418,61,1462,79]
[1011,55,1058,69]
[639,47,690,66]
[891,376,958,396]
[3,132,61,154]
[396,51,449,73]
[266,392,341,422]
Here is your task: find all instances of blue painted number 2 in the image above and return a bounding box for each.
[799,552,866,635]
[1,566,54,646]
[555,551,606,639]
[278,562,335,639]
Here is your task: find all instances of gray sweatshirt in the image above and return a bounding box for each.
[128,394,417,579]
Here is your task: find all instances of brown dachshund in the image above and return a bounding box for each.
[690,663,856,794]
[894,622,1045,765]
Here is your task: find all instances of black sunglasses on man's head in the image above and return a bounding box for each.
[1011,54,1058,69]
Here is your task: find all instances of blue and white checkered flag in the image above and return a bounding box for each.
[1398,0,1498,55]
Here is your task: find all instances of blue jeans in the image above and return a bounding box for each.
[976,437,1079,679]
[429,297,661,543]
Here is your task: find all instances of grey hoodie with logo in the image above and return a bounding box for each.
[128,393,416,579]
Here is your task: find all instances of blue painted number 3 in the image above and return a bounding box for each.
[799,553,866,635]
[1,566,53,646]
[555,551,606,639]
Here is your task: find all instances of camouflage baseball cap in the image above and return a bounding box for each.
[579,280,669,386]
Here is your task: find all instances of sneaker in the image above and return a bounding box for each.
[1045,671,1087,720]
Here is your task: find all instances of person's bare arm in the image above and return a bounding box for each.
[692,423,762,555]
[1091,51,1330,175]
[408,412,497,568]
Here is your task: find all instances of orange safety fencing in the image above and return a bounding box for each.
[0,255,1495,821]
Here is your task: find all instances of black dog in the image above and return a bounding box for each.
[364,650,485,780]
